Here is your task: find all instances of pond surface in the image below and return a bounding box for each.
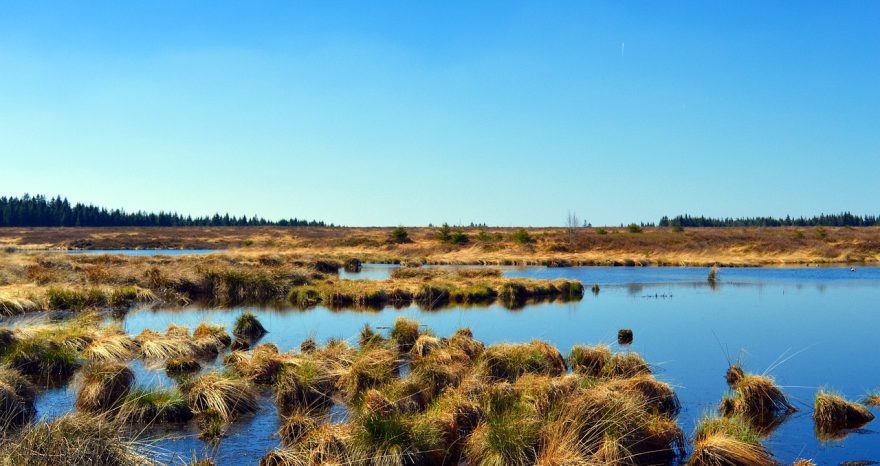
[63,249,220,256]
[31,266,880,464]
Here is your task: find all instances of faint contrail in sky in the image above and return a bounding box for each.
[621,42,625,57]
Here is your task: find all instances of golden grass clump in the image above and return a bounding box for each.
[192,336,225,359]
[166,324,190,337]
[74,361,134,413]
[233,312,267,339]
[568,344,610,377]
[464,386,542,466]
[193,322,232,347]
[82,334,138,362]
[276,408,319,446]
[136,329,197,361]
[791,460,816,466]
[222,350,249,369]
[186,372,258,421]
[3,336,81,385]
[411,334,442,359]
[358,324,386,349]
[602,352,651,379]
[117,387,193,424]
[200,267,291,303]
[0,367,36,430]
[236,344,289,385]
[389,316,420,352]
[275,357,336,414]
[260,423,351,466]
[0,295,40,316]
[188,456,217,466]
[478,340,566,382]
[687,415,775,466]
[418,389,484,462]
[0,367,36,404]
[605,374,681,417]
[408,347,472,404]
[166,356,201,374]
[513,373,579,416]
[720,372,796,421]
[541,383,684,465]
[231,338,250,351]
[813,390,875,435]
[345,389,442,466]
[0,413,153,465]
[338,347,400,401]
[448,327,484,360]
[0,329,15,354]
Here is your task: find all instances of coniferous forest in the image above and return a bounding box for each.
[0,194,329,227]
[659,213,879,228]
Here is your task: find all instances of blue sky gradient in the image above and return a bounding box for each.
[1,1,878,226]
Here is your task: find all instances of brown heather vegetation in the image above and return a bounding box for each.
[0,250,583,316]
[813,390,875,440]
[2,225,880,266]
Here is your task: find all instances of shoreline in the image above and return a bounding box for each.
[6,248,877,269]
[2,225,880,268]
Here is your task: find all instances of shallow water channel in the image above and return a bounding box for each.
[27,266,880,464]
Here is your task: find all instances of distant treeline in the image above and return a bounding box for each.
[0,194,331,227]
[659,213,880,228]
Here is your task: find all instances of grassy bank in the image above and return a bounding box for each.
[0,252,583,315]
[2,225,880,266]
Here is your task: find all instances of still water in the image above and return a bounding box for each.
[34,266,880,464]
[64,249,219,256]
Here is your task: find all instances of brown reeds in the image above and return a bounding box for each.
[568,344,611,377]
[814,390,875,436]
[0,367,36,431]
[117,387,193,424]
[74,362,134,413]
[478,341,566,382]
[186,372,258,421]
[687,415,775,466]
[233,312,267,339]
[721,371,796,422]
[0,413,153,465]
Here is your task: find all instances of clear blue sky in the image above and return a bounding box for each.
[1,1,877,226]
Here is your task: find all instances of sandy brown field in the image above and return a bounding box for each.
[2,225,879,266]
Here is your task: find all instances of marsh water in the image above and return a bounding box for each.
[26,266,880,464]
[64,249,219,256]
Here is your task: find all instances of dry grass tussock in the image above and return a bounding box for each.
[0,366,37,432]
[136,330,198,361]
[260,320,687,466]
[813,390,875,437]
[82,334,138,362]
[687,415,775,466]
[720,369,796,424]
[74,361,134,413]
[0,413,154,465]
[186,372,258,421]
[116,387,193,425]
